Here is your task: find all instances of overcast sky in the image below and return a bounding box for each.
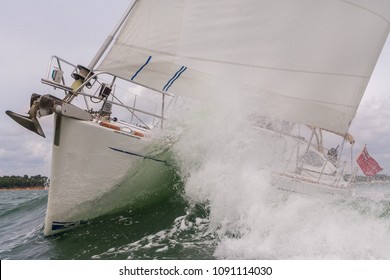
[0,0,389,176]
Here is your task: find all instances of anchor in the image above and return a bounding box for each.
[6,93,92,138]
[6,93,46,138]
[6,65,95,138]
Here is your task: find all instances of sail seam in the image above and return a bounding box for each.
[131,55,152,80]
[339,0,390,24]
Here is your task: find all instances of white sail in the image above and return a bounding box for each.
[98,0,390,135]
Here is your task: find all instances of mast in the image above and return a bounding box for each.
[63,0,139,103]
[88,0,139,70]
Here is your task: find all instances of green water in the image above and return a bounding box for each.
[2,181,390,260]
[0,187,216,260]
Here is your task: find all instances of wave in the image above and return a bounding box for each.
[92,203,216,260]
[0,190,48,259]
[168,95,390,259]
[0,190,47,219]
[2,93,390,260]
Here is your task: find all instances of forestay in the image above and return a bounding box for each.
[98,0,390,135]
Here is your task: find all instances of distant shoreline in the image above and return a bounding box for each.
[0,186,47,191]
[0,175,49,190]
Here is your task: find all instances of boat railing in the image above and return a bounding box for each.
[45,56,78,87]
[42,56,174,129]
[282,130,354,188]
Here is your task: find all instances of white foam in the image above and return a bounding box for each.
[171,93,390,259]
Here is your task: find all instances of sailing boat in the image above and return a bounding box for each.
[6,0,390,235]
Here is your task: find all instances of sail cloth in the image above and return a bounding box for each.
[356,145,383,176]
[98,0,390,135]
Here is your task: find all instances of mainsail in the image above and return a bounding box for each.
[98,0,390,135]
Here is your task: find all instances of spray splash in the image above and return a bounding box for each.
[169,93,390,259]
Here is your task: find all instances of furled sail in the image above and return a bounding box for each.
[98,0,390,135]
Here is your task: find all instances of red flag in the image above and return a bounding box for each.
[356,145,383,176]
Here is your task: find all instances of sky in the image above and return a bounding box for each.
[0,0,389,176]
[0,0,131,176]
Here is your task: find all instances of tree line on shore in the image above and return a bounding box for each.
[348,174,390,183]
[1,173,388,190]
[355,174,390,182]
[0,175,49,189]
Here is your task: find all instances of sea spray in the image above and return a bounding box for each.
[212,194,390,259]
[170,92,390,259]
[3,96,390,260]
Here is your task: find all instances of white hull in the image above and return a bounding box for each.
[272,171,352,197]
[44,115,171,236]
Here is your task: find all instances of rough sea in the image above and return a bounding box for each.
[2,176,390,260]
[2,99,390,261]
